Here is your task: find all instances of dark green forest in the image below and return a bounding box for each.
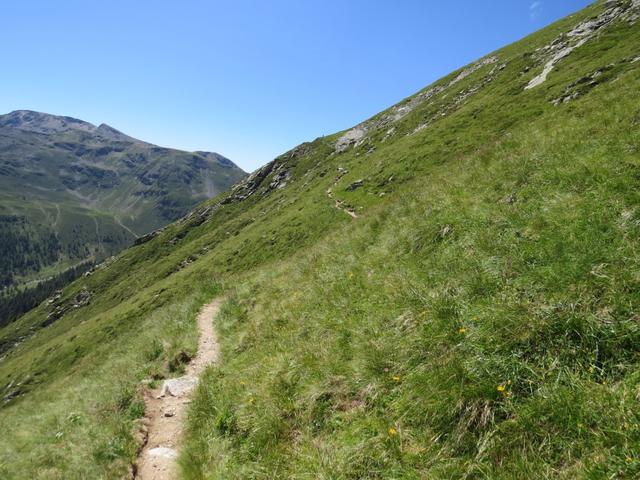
[0,261,92,328]
[0,215,60,287]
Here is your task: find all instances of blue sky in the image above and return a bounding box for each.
[0,0,592,171]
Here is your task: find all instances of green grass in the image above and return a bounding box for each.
[179,70,640,478]
[0,282,220,479]
[1,1,640,478]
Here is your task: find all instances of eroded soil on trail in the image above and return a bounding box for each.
[135,299,221,480]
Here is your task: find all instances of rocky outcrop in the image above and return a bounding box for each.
[43,288,91,327]
[346,179,365,191]
[334,56,501,152]
[134,228,166,246]
[410,62,506,135]
[552,53,639,105]
[525,0,639,90]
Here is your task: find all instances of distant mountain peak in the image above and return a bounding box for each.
[95,123,145,144]
[0,110,96,135]
[194,150,236,168]
[0,111,149,145]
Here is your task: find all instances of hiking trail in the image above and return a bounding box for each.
[326,168,358,219]
[134,299,222,479]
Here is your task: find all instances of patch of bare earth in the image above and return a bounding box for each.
[134,299,222,480]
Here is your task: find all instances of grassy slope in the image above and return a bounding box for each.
[1,1,640,478]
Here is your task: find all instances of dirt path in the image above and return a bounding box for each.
[134,299,222,480]
[326,168,358,219]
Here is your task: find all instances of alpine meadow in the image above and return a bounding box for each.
[1,1,640,479]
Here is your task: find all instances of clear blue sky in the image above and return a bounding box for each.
[0,0,592,171]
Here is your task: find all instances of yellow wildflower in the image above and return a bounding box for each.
[497,384,506,392]
[391,375,401,382]
[388,427,398,437]
[458,327,466,334]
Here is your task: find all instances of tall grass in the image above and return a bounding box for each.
[0,283,220,479]
[180,70,640,478]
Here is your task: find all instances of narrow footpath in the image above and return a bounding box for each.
[135,299,222,480]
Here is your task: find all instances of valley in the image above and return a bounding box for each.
[0,110,245,325]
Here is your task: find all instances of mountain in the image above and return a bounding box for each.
[2,1,640,478]
[0,110,246,308]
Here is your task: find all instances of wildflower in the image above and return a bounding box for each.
[391,375,401,382]
[458,327,466,334]
[388,427,398,437]
[497,384,506,392]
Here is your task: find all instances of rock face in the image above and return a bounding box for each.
[525,0,639,90]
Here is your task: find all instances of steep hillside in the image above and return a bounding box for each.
[1,1,639,478]
[0,110,245,323]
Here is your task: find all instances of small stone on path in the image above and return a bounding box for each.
[148,447,178,459]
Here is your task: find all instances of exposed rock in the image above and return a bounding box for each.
[525,1,638,90]
[378,176,394,187]
[220,158,292,205]
[147,447,178,459]
[44,288,91,327]
[178,256,196,269]
[552,66,612,105]
[134,228,166,246]
[346,179,365,191]
[3,389,21,403]
[334,56,500,152]
[335,126,367,153]
[268,163,291,190]
[47,290,63,305]
[409,63,506,136]
[501,192,517,204]
[157,376,198,398]
[72,288,91,308]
